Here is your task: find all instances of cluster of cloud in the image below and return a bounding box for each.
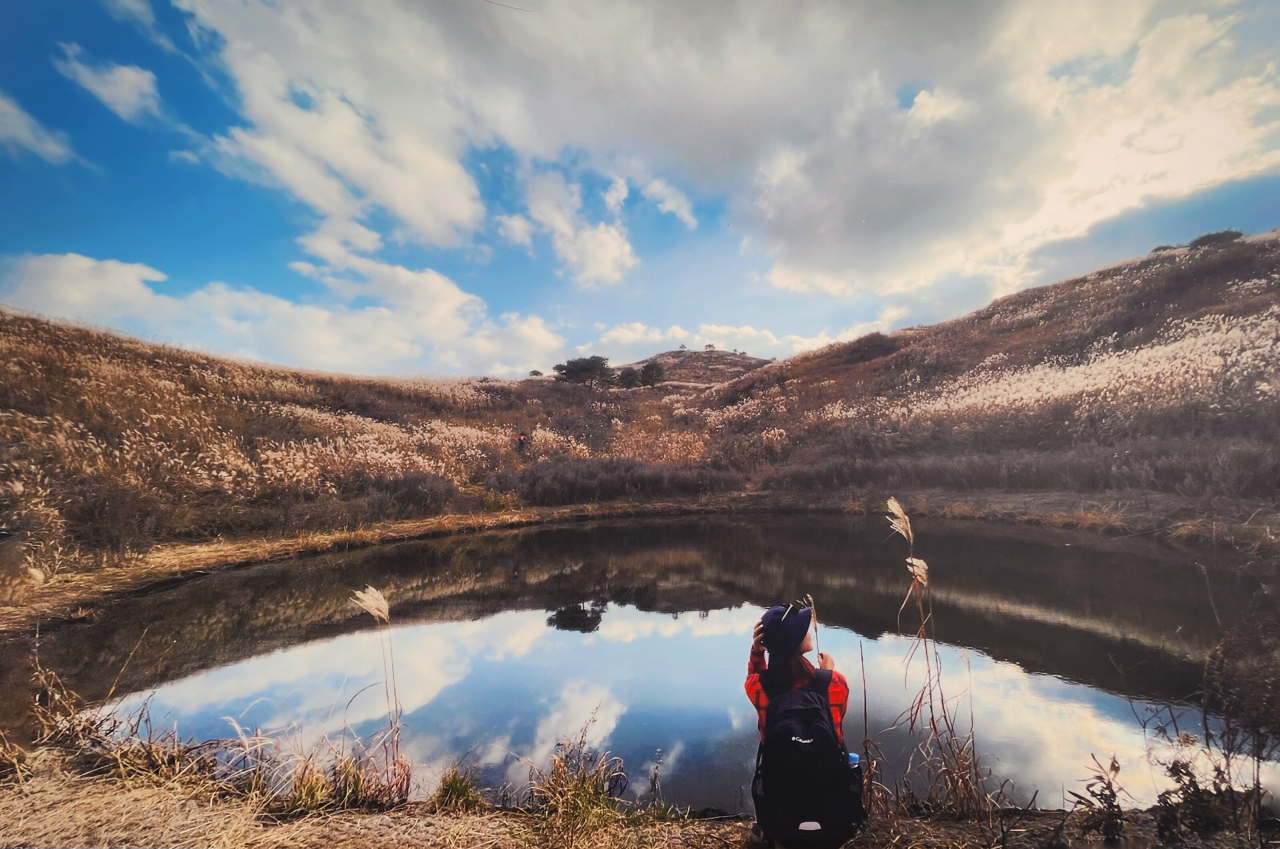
[54,43,161,123]
[523,171,638,287]
[0,91,76,164]
[0,252,563,376]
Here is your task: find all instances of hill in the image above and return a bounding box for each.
[616,348,770,385]
[1,229,1278,583]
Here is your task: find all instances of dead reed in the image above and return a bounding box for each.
[874,497,1000,820]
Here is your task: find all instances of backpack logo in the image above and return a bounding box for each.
[791,736,813,744]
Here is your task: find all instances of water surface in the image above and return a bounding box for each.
[10,516,1272,811]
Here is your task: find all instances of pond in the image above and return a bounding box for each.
[7,515,1274,812]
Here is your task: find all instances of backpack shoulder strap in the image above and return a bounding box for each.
[807,669,833,702]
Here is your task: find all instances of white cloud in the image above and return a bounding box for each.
[106,0,157,27]
[583,307,907,363]
[54,43,162,123]
[0,90,75,164]
[527,680,626,768]
[497,213,534,247]
[526,171,639,288]
[603,177,629,213]
[907,88,964,125]
[0,253,565,377]
[751,4,1280,298]
[640,178,697,229]
[176,1,485,253]
[103,0,179,53]
[594,607,759,644]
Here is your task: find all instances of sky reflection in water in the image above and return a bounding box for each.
[114,601,1219,811]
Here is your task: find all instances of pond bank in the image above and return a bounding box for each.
[0,747,1252,849]
[2,488,1274,637]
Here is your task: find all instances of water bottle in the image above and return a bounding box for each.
[846,752,862,790]
[847,751,867,826]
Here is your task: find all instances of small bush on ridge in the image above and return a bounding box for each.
[491,458,744,506]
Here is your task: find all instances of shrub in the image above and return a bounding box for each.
[639,361,665,386]
[527,726,628,848]
[478,488,521,512]
[762,440,1280,497]
[617,367,641,389]
[841,331,900,364]
[369,472,456,513]
[493,458,744,506]
[1188,230,1243,250]
[430,766,485,813]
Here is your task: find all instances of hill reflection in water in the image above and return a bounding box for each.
[11,516,1270,810]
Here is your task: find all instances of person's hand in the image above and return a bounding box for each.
[818,651,836,671]
[752,619,765,653]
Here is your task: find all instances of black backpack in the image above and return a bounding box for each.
[751,670,866,848]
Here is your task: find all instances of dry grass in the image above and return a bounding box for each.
[5,745,1261,848]
[428,766,486,814]
[867,498,1002,821]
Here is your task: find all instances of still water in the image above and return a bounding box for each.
[14,516,1273,811]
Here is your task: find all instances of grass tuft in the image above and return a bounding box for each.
[526,718,629,848]
[430,765,486,813]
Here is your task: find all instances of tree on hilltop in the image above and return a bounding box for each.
[552,355,615,387]
[1188,230,1243,250]
[640,361,665,387]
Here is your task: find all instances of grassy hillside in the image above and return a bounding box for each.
[2,230,1278,574]
[617,348,771,385]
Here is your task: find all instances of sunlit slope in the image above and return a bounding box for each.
[687,232,1280,495]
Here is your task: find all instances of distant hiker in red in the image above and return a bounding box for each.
[515,430,529,456]
[746,604,863,848]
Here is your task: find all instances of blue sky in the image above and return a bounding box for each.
[2,0,1279,376]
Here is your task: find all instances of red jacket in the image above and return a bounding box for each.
[745,648,849,744]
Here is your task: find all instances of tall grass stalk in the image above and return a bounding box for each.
[881,497,998,819]
[350,585,411,807]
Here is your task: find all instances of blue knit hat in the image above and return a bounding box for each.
[761,604,812,660]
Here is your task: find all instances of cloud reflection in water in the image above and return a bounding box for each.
[112,602,1227,810]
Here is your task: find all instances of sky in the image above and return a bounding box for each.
[1,0,1279,377]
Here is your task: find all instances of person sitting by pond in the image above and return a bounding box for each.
[746,604,863,847]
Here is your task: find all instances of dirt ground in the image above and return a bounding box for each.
[3,747,1272,849]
